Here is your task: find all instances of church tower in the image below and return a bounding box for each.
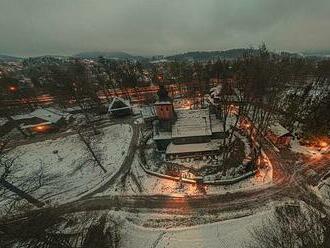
[154,86,174,121]
[153,86,175,132]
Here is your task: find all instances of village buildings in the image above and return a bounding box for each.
[143,87,227,159]
[1,107,72,136]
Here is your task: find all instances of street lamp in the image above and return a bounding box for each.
[8,86,17,92]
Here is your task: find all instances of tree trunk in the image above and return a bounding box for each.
[77,131,107,174]
[0,178,45,208]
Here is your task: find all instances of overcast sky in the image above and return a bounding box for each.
[0,0,329,57]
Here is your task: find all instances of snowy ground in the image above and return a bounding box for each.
[0,124,132,214]
[314,176,330,206]
[290,137,329,157]
[97,155,273,197]
[119,209,272,248]
[21,207,271,248]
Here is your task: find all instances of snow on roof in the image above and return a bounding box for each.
[208,84,238,105]
[37,107,70,119]
[108,97,131,112]
[172,109,212,138]
[65,106,82,113]
[155,101,172,105]
[166,139,221,155]
[210,84,222,96]
[141,106,156,119]
[210,114,224,133]
[12,108,67,124]
[269,123,291,137]
[12,113,33,121]
[0,118,8,126]
[20,121,52,129]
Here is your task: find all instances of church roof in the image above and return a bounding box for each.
[172,109,212,138]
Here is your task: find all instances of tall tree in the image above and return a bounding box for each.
[0,143,45,209]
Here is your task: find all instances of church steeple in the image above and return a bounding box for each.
[154,86,174,121]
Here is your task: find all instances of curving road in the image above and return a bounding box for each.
[1,121,329,226]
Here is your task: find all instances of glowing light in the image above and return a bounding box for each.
[320,141,328,148]
[9,86,17,92]
[33,125,49,132]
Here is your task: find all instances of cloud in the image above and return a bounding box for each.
[0,0,329,56]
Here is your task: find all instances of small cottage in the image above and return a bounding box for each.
[11,107,72,135]
[108,97,132,117]
[267,123,292,148]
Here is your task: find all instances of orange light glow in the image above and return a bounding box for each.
[320,141,328,148]
[9,86,17,92]
[33,125,49,132]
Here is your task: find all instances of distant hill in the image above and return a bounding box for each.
[0,54,21,62]
[1,48,315,63]
[302,50,330,58]
[72,49,308,62]
[74,49,259,62]
[165,49,258,61]
[74,51,146,61]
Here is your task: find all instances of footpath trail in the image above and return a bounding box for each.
[80,121,140,199]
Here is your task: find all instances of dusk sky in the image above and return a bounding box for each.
[0,0,329,56]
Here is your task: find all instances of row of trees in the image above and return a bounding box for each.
[217,44,329,142]
[2,45,329,138]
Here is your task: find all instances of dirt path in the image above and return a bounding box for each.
[79,121,140,199]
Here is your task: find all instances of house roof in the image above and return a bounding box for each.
[108,97,131,112]
[166,139,221,155]
[172,109,212,138]
[0,118,8,127]
[141,106,156,119]
[20,121,52,129]
[269,123,291,137]
[12,107,68,124]
[155,101,172,105]
[210,114,224,133]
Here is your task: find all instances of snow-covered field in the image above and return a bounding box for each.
[120,210,271,248]
[32,207,271,248]
[0,124,132,212]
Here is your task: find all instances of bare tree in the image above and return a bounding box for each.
[235,44,284,158]
[0,142,45,209]
[76,128,107,174]
[246,204,329,248]
[0,212,121,248]
[82,215,120,248]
